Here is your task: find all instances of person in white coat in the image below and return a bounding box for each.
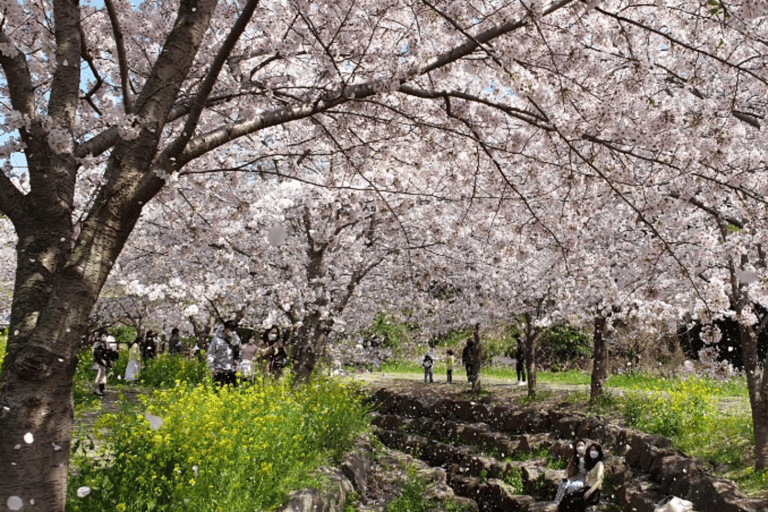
[207,320,242,387]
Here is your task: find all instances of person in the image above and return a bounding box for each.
[125,336,143,383]
[168,327,184,355]
[558,442,605,512]
[462,338,475,384]
[422,347,435,383]
[445,349,455,383]
[143,330,157,360]
[554,439,589,505]
[237,336,258,381]
[92,331,112,396]
[207,320,242,387]
[515,335,527,386]
[261,325,287,377]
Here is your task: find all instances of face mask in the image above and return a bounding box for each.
[590,450,599,459]
[269,334,277,340]
[576,446,586,455]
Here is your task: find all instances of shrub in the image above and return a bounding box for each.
[622,377,716,439]
[537,324,592,371]
[68,376,371,512]
[365,312,417,352]
[135,354,208,388]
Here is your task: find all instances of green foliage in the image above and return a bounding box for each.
[73,347,101,409]
[111,325,137,346]
[67,376,371,512]
[623,377,715,438]
[134,354,209,388]
[366,312,417,352]
[0,331,5,374]
[430,328,472,349]
[385,465,473,512]
[536,324,592,371]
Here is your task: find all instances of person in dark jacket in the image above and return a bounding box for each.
[92,331,112,396]
[515,335,527,386]
[168,327,184,355]
[461,338,475,384]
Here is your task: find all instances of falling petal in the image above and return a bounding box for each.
[268,224,287,246]
[7,496,23,510]
[76,486,91,498]
[24,433,33,444]
[145,412,164,430]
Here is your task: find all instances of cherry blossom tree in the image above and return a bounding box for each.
[2,0,768,508]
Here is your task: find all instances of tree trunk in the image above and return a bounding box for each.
[470,322,482,393]
[0,253,118,511]
[525,332,537,399]
[590,315,609,404]
[740,321,768,469]
[292,313,334,382]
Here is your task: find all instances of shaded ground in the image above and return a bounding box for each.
[353,371,751,416]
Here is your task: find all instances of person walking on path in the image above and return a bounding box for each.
[445,350,455,383]
[125,337,143,383]
[207,320,242,387]
[515,335,527,386]
[92,332,112,396]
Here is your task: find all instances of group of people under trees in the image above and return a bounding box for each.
[91,321,290,394]
[206,321,288,387]
[421,334,528,387]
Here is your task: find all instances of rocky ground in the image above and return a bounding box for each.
[72,371,758,512]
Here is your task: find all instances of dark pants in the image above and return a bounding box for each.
[558,489,600,512]
[447,369,453,383]
[516,361,526,381]
[213,370,237,387]
[465,364,474,383]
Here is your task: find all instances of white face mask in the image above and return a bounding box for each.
[576,445,586,455]
[590,450,599,459]
[269,334,277,341]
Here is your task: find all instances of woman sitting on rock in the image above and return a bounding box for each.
[554,439,589,505]
[558,442,605,512]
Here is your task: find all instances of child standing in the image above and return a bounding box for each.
[422,348,435,383]
[445,350,455,383]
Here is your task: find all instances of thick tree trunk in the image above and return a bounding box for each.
[0,257,114,511]
[292,313,334,382]
[590,315,609,404]
[740,321,768,469]
[470,323,482,393]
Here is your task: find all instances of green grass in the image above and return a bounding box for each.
[384,463,474,512]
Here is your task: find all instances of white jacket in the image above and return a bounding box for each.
[206,329,242,373]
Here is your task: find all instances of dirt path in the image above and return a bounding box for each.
[352,371,752,416]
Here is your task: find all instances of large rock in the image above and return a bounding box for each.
[341,439,373,496]
[281,467,354,512]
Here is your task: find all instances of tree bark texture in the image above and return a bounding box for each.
[470,322,482,393]
[0,1,218,508]
[740,321,768,470]
[590,315,609,404]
